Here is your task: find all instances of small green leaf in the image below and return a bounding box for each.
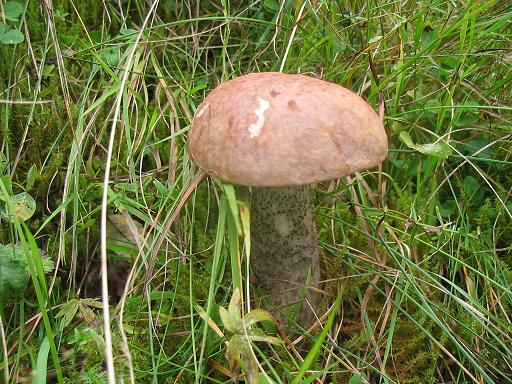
[399,130,415,148]
[462,176,484,207]
[263,0,280,11]
[457,138,493,160]
[421,27,436,48]
[333,40,346,54]
[53,9,68,22]
[79,303,98,323]
[101,48,120,67]
[153,179,170,197]
[81,298,103,308]
[121,323,144,335]
[226,336,242,381]
[348,373,366,384]
[368,35,383,44]
[0,29,24,44]
[0,23,6,35]
[228,287,242,319]
[416,142,451,159]
[423,99,441,117]
[33,337,51,384]
[26,164,37,191]
[243,309,274,328]
[119,28,137,37]
[56,299,80,329]
[190,84,207,95]
[8,192,36,221]
[244,332,282,345]
[220,306,239,334]
[0,256,29,298]
[166,0,177,12]
[399,131,452,160]
[0,243,54,274]
[440,56,459,69]
[42,64,55,78]
[4,2,23,21]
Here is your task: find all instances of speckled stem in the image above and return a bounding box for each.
[250,185,322,327]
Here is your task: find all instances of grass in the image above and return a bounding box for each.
[1,0,511,383]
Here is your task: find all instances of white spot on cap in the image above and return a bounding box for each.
[248,97,270,138]
[195,103,209,119]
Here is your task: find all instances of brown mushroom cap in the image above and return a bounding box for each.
[188,72,388,187]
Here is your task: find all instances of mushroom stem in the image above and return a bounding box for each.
[251,185,322,327]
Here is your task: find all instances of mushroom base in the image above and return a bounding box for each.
[250,185,322,328]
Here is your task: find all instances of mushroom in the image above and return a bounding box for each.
[187,72,388,327]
